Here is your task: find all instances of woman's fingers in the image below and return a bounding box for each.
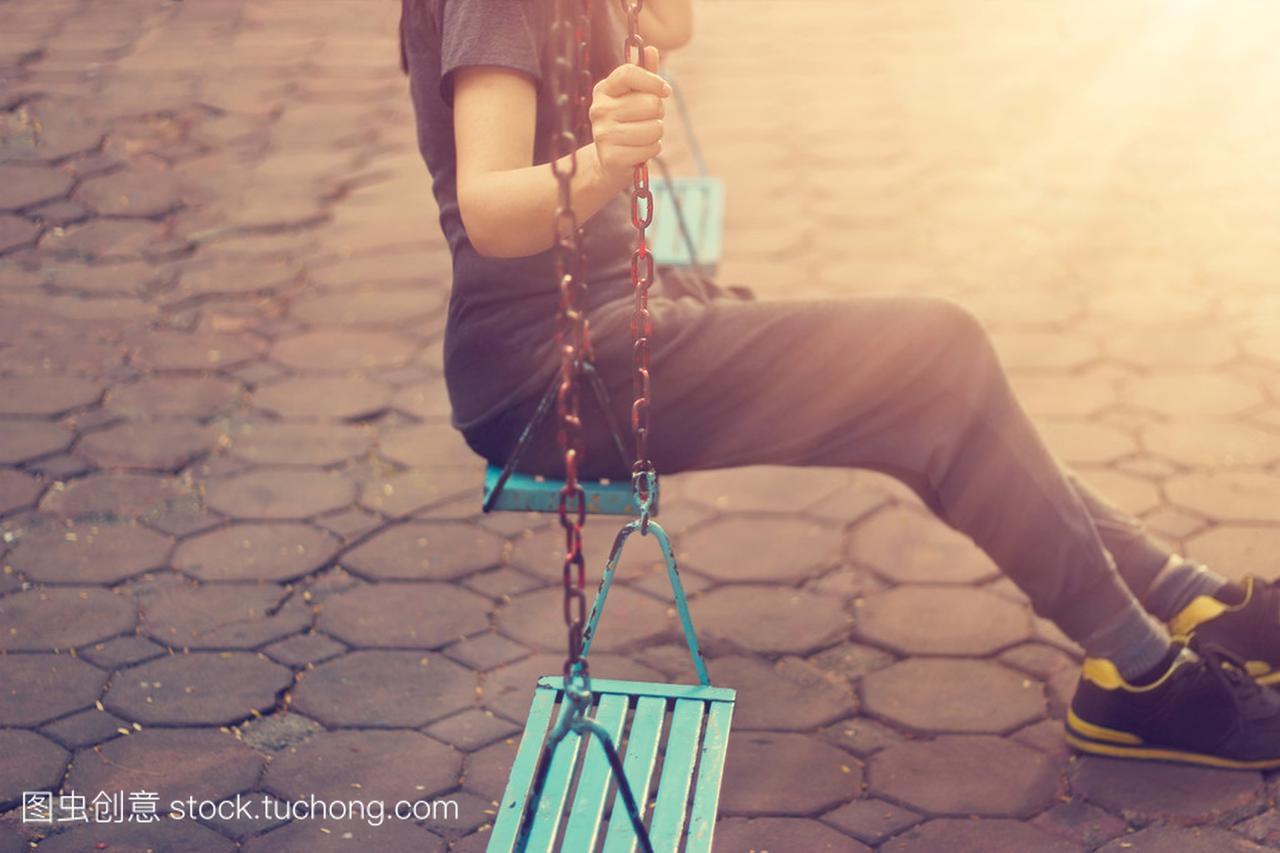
[599,118,663,147]
[611,92,665,122]
[598,61,671,99]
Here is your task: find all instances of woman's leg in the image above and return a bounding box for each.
[476,293,1172,675]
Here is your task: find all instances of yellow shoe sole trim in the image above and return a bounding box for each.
[1065,732,1280,770]
[1066,709,1142,745]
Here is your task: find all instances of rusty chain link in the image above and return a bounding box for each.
[621,0,658,530]
[550,0,594,694]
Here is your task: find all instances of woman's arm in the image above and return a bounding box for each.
[454,47,670,259]
[639,0,693,50]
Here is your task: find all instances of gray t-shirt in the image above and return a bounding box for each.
[402,0,634,431]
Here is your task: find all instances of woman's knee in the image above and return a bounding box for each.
[913,296,991,351]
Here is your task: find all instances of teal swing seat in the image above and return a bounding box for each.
[487,519,735,852]
[483,464,649,517]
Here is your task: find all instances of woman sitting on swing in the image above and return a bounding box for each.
[400,0,1280,768]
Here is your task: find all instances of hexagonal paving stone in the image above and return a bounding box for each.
[1105,328,1236,369]
[243,820,445,853]
[318,582,489,648]
[224,421,374,466]
[1071,755,1263,825]
[712,656,855,731]
[1010,372,1117,418]
[264,632,347,667]
[0,375,101,415]
[64,726,263,808]
[697,585,852,655]
[0,467,44,514]
[39,472,196,519]
[391,379,451,420]
[0,654,106,725]
[822,799,921,846]
[1143,421,1280,469]
[0,586,136,651]
[716,818,868,852]
[992,330,1097,370]
[0,419,74,463]
[425,708,522,751]
[0,730,68,808]
[849,506,999,585]
[204,468,356,519]
[882,818,1081,853]
[291,650,475,726]
[36,820,236,853]
[358,468,478,517]
[75,167,184,217]
[862,658,1044,734]
[105,375,244,419]
[265,730,462,804]
[173,522,341,582]
[76,421,215,470]
[1076,469,1162,516]
[496,586,674,653]
[868,735,1060,817]
[1167,472,1280,523]
[0,214,40,253]
[1185,526,1280,581]
[0,164,74,211]
[464,738,521,801]
[290,286,444,326]
[1031,800,1127,848]
[379,422,478,469]
[8,522,173,584]
[105,652,292,725]
[342,521,503,581]
[141,583,312,649]
[271,329,419,370]
[674,465,848,514]
[680,516,842,583]
[1123,372,1264,417]
[40,216,186,258]
[856,586,1031,656]
[1040,421,1136,465]
[172,254,299,298]
[1097,825,1264,852]
[720,732,862,816]
[252,375,392,419]
[130,330,265,370]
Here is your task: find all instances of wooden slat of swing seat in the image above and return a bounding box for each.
[484,463,658,517]
[648,176,725,270]
[487,677,736,853]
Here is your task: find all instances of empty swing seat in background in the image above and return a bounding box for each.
[488,677,736,852]
[647,175,725,272]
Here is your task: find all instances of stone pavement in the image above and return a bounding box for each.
[2,0,1280,850]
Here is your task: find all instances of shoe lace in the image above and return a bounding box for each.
[1200,644,1280,721]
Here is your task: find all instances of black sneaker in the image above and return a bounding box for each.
[1170,576,1280,684]
[1066,644,1280,769]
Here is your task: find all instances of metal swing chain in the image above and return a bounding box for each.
[513,6,656,850]
[550,0,594,701]
[623,0,658,531]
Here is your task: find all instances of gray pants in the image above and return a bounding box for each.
[463,273,1171,644]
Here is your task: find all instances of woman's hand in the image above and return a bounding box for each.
[589,45,671,188]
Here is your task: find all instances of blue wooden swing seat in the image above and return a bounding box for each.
[487,521,735,852]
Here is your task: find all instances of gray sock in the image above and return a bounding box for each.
[1141,556,1228,621]
[1078,605,1174,682]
